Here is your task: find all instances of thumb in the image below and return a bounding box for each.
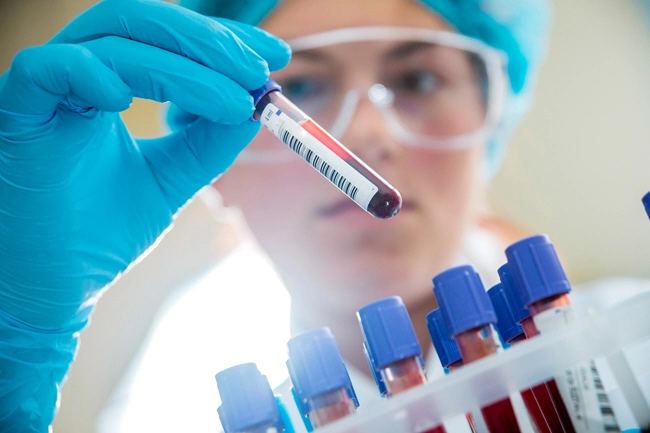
[138,118,260,212]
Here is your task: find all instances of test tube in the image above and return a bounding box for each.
[426,308,478,433]
[426,309,464,372]
[216,363,288,433]
[358,297,446,433]
[432,265,522,433]
[489,281,574,433]
[286,328,358,429]
[249,79,402,219]
[497,264,577,433]
[505,235,620,433]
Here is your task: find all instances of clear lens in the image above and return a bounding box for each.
[380,42,489,138]
[240,28,505,163]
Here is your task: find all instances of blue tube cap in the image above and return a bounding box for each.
[488,283,524,343]
[357,297,422,369]
[216,363,284,433]
[426,308,461,369]
[249,78,281,107]
[497,263,531,323]
[643,191,650,220]
[505,234,571,306]
[432,265,496,337]
[287,328,359,412]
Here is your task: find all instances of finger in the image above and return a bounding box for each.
[217,18,292,72]
[81,36,255,124]
[0,44,132,116]
[50,0,288,90]
[138,118,260,212]
[164,103,199,133]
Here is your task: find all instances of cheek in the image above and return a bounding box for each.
[216,161,323,246]
[407,147,483,225]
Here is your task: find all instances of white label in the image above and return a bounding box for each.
[442,413,474,433]
[534,306,620,433]
[533,305,577,334]
[260,103,378,210]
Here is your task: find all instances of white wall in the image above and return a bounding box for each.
[1,1,649,431]
[490,0,650,282]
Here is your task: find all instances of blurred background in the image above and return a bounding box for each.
[1,0,650,432]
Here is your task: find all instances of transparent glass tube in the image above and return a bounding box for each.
[307,387,357,429]
[445,360,478,433]
[455,326,522,433]
[508,319,576,433]
[527,294,620,433]
[253,91,402,219]
[379,356,446,433]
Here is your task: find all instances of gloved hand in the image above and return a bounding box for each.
[0,0,290,430]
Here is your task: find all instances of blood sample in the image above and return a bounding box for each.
[426,308,477,433]
[286,328,358,429]
[489,280,574,433]
[432,265,522,433]
[215,363,289,433]
[250,79,402,219]
[505,235,620,433]
[497,264,577,433]
[358,297,446,433]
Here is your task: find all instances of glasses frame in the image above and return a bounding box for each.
[239,26,510,163]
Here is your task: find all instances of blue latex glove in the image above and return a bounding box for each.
[0,0,290,430]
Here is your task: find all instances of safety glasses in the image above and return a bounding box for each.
[239,27,509,163]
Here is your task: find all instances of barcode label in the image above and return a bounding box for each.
[260,103,378,209]
[535,306,620,433]
[590,362,620,432]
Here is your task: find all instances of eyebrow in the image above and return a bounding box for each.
[384,42,438,60]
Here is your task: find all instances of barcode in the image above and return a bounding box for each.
[279,126,359,200]
[590,362,620,432]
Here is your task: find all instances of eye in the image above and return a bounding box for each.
[279,77,329,102]
[394,70,439,95]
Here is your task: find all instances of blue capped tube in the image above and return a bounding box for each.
[287,328,358,429]
[487,283,526,345]
[358,297,449,433]
[433,265,522,433]
[216,363,286,433]
[248,79,402,219]
[426,308,463,371]
[357,297,426,398]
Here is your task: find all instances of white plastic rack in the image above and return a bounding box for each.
[319,291,650,433]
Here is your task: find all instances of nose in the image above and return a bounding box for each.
[338,87,404,166]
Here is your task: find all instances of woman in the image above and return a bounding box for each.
[114,0,552,430]
[0,0,550,431]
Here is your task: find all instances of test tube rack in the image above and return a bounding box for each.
[318,291,650,433]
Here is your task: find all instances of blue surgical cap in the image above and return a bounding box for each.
[176,0,552,178]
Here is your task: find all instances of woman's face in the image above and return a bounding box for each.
[216,0,486,314]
